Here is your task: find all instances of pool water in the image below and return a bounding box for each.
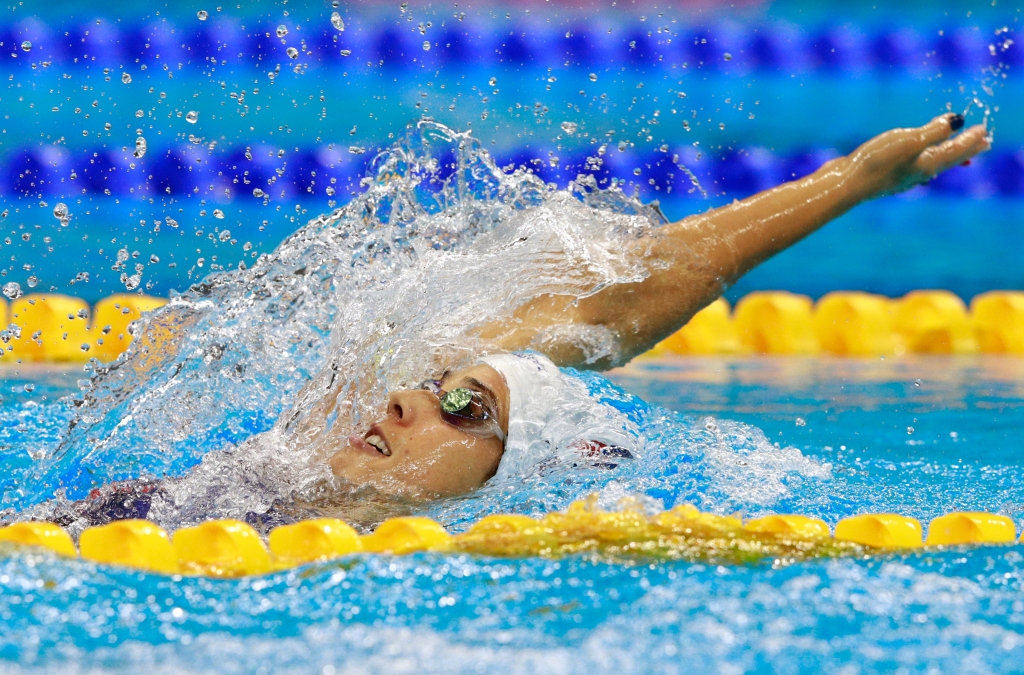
[2,357,1024,674]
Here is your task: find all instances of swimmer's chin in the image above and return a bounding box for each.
[327,461,440,503]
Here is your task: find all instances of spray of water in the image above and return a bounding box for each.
[9,119,828,533]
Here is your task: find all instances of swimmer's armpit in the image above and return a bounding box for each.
[479,114,990,369]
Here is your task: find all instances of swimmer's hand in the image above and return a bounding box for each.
[843,113,990,198]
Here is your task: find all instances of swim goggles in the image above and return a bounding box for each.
[418,380,506,443]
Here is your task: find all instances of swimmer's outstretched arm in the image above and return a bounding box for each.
[481,114,990,369]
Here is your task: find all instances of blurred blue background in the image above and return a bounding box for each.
[0,0,1019,303]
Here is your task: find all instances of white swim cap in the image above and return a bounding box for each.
[479,352,642,480]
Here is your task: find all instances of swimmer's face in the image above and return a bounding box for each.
[328,364,510,499]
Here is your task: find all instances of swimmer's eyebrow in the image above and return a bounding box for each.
[454,375,501,419]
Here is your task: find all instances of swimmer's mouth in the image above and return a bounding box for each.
[363,426,392,457]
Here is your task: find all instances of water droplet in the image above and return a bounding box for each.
[253,187,264,198]
[331,11,344,31]
[219,230,232,242]
[197,9,208,20]
[80,343,91,352]
[135,109,145,118]
[677,91,687,98]
[589,73,598,82]
[213,209,225,219]
[914,378,923,387]
[632,167,642,176]
[186,111,199,124]
[719,122,726,130]
[276,25,288,38]
[723,53,732,61]
[907,426,915,435]
[26,275,38,288]
[340,49,351,57]
[165,217,179,228]
[560,121,578,135]
[134,136,147,158]
[23,383,35,393]
[348,146,366,154]
[20,41,31,52]
[795,417,806,427]
[422,41,431,51]
[286,46,299,59]
[3,282,22,300]
[325,186,336,196]
[53,203,68,222]
[121,72,131,84]
[488,77,497,86]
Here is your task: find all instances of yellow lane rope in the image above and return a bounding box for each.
[0,499,1017,578]
[1,289,1021,363]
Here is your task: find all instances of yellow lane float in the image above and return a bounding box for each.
[0,522,77,557]
[971,291,1024,354]
[268,518,363,566]
[1,500,1022,578]
[892,290,978,354]
[173,519,272,577]
[650,298,742,355]
[834,514,923,549]
[813,291,895,356]
[78,520,179,573]
[733,291,820,355]
[925,512,1016,546]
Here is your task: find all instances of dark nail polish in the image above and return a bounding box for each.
[949,113,965,131]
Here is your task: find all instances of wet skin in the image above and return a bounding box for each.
[328,364,510,499]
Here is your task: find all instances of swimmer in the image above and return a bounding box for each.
[29,113,990,532]
[315,113,990,500]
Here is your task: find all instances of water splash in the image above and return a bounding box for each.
[9,119,825,533]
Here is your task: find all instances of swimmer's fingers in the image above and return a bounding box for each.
[913,124,991,178]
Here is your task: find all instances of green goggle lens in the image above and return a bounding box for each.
[440,387,474,414]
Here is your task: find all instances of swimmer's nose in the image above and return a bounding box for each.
[387,389,431,426]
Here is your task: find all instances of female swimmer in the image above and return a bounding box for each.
[319,113,990,499]
[43,113,990,530]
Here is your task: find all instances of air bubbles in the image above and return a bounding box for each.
[488,77,497,86]
[589,73,598,82]
[134,136,147,158]
[218,230,232,242]
[331,11,345,31]
[560,121,578,135]
[677,91,687,98]
[286,47,299,59]
[723,53,733,61]
[3,282,22,300]
[20,41,31,52]
[276,25,288,38]
[197,10,208,20]
[26,276,38,289]
[80,343,91,352]
[795,417,806,427]
[121,72,132,84]
[165,217,179,229]
[253,188,265,198]
[53,203,68,220]
[135,109,145,118]
[213,209,225,219]
[422,41,431,51]
[348,146,366,154]
[186,111,199,124]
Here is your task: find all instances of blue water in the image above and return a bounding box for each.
[3,358,1024,673]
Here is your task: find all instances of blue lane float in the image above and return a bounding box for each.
[0,142,1016,201]
[0,17,1018,73]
